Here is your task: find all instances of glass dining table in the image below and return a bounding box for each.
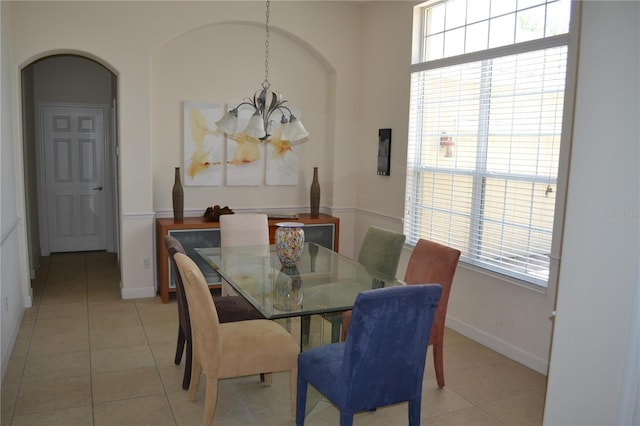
[195,242,405,349]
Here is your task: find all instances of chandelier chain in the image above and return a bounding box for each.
[263,0,271,89]
[214,0,307,142]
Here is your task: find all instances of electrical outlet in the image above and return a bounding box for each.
[143,258,151,269]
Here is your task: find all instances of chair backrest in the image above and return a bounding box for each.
[164,236,190,336]
[404,239,460,338]
[357,226,406,278]
[342,284,442,406]
[219,213,269,247]
[174,252,222,377]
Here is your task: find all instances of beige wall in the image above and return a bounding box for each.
[544,2,640,424]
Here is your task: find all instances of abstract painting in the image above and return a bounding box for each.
[183,101,224,186]
[225,104,265,186]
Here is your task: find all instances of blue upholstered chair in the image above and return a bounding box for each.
[296,284,442,426]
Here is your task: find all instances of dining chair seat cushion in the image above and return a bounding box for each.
[296,342,346,403]
[213,296,264,323]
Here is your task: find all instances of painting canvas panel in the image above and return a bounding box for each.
[226,104,264,186]
[183,101,224,186]
[266,108,301,186]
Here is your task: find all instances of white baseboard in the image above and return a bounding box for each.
[446,316,549,375]
[121,285,156,300]
[24,287,33,308]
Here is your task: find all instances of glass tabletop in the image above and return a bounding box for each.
[195,242,404,320]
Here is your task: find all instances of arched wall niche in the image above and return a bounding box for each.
[151,20,337,213]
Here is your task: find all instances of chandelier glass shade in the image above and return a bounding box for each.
[215,1,308,143]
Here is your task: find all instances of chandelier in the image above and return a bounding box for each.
[215,0,308,143]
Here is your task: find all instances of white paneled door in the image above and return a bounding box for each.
[42,105,107,252]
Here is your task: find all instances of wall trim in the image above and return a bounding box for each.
[153,206,343,219]
[24,287,33,308]
[121,212,156,220]
[121,284,156,299]
[446,316,549,375]
[353,207,403,225]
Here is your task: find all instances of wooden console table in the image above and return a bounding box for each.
[155,213,340,303]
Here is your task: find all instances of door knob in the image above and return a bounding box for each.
[93,186,103,191]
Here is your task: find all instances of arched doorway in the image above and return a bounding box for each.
[21,54,119,276]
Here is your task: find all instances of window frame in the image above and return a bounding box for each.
[405,0,580,289]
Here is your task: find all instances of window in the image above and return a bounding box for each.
[405,0,572,287]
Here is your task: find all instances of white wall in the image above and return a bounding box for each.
[1,0,30,380]
[544,2,640,424]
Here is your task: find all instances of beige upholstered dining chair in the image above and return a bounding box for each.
[164,235,264,390]
[341,238,460,388]
[219,213,269,246]
[174,252,298,425]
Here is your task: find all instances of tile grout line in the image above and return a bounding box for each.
[85,252,98,426]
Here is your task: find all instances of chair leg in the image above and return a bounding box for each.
[408,398,421,426]
[175,327,185,365]
[263,372,273,385]
[182,337,193,390]
[301,315,311,348]
[339,412,354,426]
[203,375,219,426]
[329,315,342,343]
[296,375,307,426]
[320,312,343,343]
[433,341,445,388]
[340,311,352,342]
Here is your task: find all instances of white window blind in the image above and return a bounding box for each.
[405,0,571,287]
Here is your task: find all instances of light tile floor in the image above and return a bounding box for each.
[1,251,547,425]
